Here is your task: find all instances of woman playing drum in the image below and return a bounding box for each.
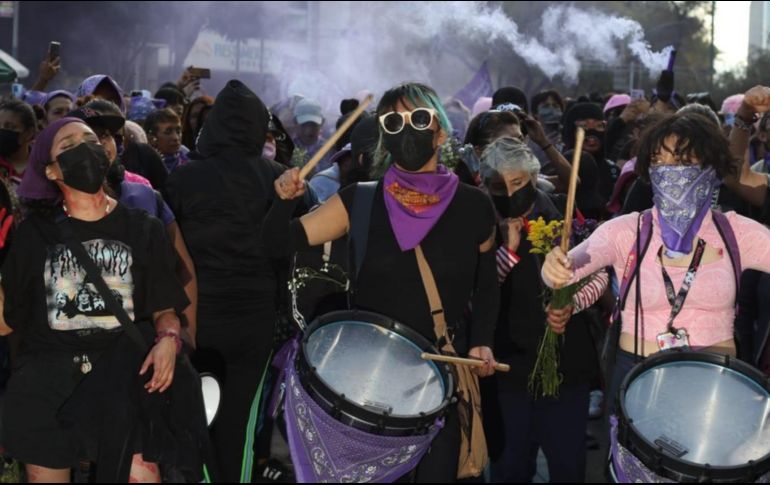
[262,82,500,482]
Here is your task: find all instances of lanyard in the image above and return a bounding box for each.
[659,238,706,332]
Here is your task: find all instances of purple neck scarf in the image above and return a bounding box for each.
[162,146,190,173]
[383,164,459,251]
[650,165,718,256]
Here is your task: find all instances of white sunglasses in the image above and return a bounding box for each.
[378,107,437,135]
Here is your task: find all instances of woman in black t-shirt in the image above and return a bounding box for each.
[0,117,203,483]
[263,83,500,482]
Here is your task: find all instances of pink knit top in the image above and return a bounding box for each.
[546,209,770,347]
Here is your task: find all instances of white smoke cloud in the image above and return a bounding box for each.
[239,1,673,110]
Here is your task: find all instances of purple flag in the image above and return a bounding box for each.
[453,62,493,112]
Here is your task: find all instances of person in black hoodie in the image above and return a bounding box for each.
[164,80,291,483]
[481,137,608,483]
[562,102,619,202]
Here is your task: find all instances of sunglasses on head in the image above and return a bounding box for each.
[378,107,436,135]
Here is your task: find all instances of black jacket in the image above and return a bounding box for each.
[494,189,598,390]
[165,80,288,317]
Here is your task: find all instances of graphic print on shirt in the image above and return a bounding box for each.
[45,239,134,331]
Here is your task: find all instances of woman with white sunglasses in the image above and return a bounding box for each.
[262,82,500,482]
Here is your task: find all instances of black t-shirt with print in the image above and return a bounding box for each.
[1,203,188,354]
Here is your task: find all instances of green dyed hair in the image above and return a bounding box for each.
[372,83,453,177]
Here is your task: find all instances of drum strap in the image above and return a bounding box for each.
[348,181,378,306]
[414,245,488,479]
[414,245,449,348]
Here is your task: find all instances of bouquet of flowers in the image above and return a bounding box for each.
[527,216,598,397]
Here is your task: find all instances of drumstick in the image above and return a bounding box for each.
[298,94,375,180]
[560,127,586,254]
[421,352,511,373]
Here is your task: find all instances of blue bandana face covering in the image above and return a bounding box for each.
[650,165,719,257]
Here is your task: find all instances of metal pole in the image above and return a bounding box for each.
[11,1,19,59]
[710,0,716,88]
[235,39,240,75]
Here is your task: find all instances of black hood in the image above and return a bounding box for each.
[562,102,604,149]
[197,80,269,158]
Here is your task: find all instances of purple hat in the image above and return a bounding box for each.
[43,90,76,108]
[17,117,87,200]
[604,94,631,114]
[127,96,159,122]
[76,74,125,112]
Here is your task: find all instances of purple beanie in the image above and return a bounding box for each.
[17,117,88,200]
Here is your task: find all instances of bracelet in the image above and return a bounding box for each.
[155,330,182,355]
[734,113,758,132]
[540,143,554,152]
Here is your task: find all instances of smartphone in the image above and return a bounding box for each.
[188,67,211,79]
[48,41,60,61]
[11,83,23,99]
[631,89,645,102]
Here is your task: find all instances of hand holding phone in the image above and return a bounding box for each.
[188,67,211,79]
[48,41,60,61]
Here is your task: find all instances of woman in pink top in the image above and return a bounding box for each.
[542,110,770,405]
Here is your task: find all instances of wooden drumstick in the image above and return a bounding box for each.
[560,127,586,254]
[298,94,375,180]
[421,352,511,373]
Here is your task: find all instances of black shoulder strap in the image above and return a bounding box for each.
[57,219,149,353]
[348,182,378,298]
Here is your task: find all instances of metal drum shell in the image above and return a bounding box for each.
[617,351,770,483]
[296,310,455,437]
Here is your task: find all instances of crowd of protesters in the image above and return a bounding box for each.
[0,46,769,484]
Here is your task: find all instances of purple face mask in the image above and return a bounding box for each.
[650,165,719,256]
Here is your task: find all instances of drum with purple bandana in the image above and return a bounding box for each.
[611,351,770,483]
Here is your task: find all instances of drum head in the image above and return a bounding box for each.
[305,320,446,417]
[625,359,770,468]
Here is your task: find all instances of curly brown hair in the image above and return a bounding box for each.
[636,111,737,182]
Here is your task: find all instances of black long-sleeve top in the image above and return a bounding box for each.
[261,181,499,354]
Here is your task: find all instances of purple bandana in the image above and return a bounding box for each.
[383,164,459,251]
[650,165,718,256]
[162,145,190,173]
[280,339,441,483]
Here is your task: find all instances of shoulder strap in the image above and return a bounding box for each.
[154,190,165,219]
[615,210,654,318]
[414,245,452,353]
[57,219,149,353]
[349,181,378,282]
[711,210,742,305]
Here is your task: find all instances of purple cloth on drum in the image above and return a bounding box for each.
[281,338,442,483]
[609,415,770,483]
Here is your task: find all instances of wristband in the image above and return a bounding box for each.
[734,113,758,132]
[540,144,553,152]
[155,330,182,355]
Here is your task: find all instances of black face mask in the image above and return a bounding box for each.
[0,129,21,158]
[584,129,604,154]
[492,182,537,219]
[383,126,437,172]
[56,142,111,194]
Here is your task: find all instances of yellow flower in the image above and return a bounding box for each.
[527,217,563,256]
